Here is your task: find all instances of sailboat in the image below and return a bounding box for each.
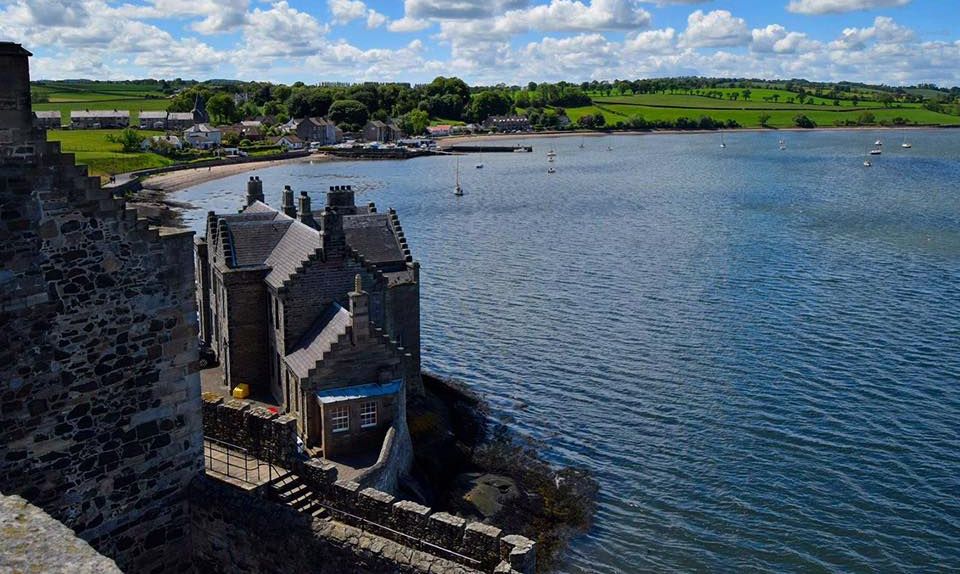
[454,158,463,196]
[901,134,912,149]
[869,142,882,155]
[475,152,483,168]
[578,137,585,149]
[778,139,787,151]
[720,133,726,148]
[546,149,556,158]
[875,138,883,147]
[863,146,872,167]
[547,166,556,174]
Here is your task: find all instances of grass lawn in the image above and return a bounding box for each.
[565,103,960,129]
[47,129,175,178]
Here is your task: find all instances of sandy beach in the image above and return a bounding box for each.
[141,154,334,192]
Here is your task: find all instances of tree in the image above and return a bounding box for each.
[107,128,143,153]
[741,89,752,101]
[399,110,429,135]
[206,93,237,124]
[469,90,514,123]
[793,114,816,128]
[328,99,369,130]
[856,111,876,125]
[758,113,772,127]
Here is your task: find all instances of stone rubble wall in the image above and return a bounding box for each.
[354,378,414,494]
[201,395,298,468]
[0,133,203,574]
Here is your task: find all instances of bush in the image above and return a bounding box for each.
[793,114,816,128]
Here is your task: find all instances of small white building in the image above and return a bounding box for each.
[274,134,304,150]
[183,123,222,149]
[141,135,183,151]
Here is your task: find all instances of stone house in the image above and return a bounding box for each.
[69,109,130,129]
[33,110,61,129]
[194,181,422,457]
[274,134,304,150]
[287,117,339,145]
[362,119,402,143]
[483,115,531,132]
[138,110,168,129]
[166,112,195,131]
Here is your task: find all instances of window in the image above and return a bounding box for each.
[330,406,349,433]
[360,401,377,428]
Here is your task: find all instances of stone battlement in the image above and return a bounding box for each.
[288,460,536,574]
[202,395,298,467]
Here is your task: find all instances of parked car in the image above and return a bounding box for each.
[198,339,218,369]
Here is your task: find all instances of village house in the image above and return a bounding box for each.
[426,124,451,137]
[140,134,182,151]
[33,110,61,130]
[362,119,402,143]
[69,109,130,129]
[194,181,422,457]
[183,123,221,149]
[166,112,195,131]
[274,134,304,150]
[286,117,339,145]
[483,115,532,132]
[221,123,263,142]
[138,110,168,129]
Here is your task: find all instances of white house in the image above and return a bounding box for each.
[141,135,183,151]
[183,123,222,149]
[274,134,304,150]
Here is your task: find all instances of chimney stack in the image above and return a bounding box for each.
[326,185,356,211]
[0,43,35,146]
[245,176,264,206]
[298,191,316,228]
[349,274,369,343]
[281,185,297,218]
[319,206,346,261]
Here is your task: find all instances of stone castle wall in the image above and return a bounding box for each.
[0,43,202,573]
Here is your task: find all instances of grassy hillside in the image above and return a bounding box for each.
[47,129,174,179]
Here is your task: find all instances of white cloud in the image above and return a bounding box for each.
[624,28,677,54]
[751,24,811,53]
[116,0,250,34]
[787,0,911,15]
[680,9,750,48]
[366,10,388,28]
[387,17,432,32]
[830,16,914,50]
[328,0,367,24]
[498,0,652,33]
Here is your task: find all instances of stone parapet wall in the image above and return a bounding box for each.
[201,395,297,467]
[189,476,485,574]
[289,459,535,574]
[354,378,413,493]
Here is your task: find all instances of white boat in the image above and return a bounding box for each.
[875,139,883,146]
[778,139,786,150]
[547,167,556,174]
[606,146,613,151]
[512,147,526,153]
[546,149,556,158]
[869,148,882,155]
[454,158,463,196]
[863,159,872,167]
[475,152,483,168]
[548,156,555,163]
[720,133,726,148]
[901,135,912,149]
[578,137,585,149]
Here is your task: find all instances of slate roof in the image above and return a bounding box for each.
[286,303,352,378]
[227,219,293,266]
[139,111,167,119]
[264,215,321,289]
[34,111,61,119]
[71,110,130,118]
[342,214,405,267]
[167,112,193,121]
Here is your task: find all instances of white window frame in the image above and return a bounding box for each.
[330,406,349,433]
[360,401,377,428]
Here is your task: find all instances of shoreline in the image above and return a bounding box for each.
[439,125,952,145]
[140,153,335,192]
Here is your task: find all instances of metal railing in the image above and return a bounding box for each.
[204,437,278,485]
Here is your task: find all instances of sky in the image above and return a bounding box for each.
[1,0,957,87]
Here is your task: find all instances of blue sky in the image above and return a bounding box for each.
[1,0,957,86]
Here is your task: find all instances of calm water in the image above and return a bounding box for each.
[177,130,960,573]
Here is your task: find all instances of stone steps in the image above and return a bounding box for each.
[270,474,328,519]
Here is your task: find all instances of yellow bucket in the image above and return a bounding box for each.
[231,383,250,399]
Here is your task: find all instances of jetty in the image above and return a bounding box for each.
[440,145,533,153]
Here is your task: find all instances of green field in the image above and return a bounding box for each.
[32,82,171,125]
[46,129,175,178]
[593,91,887,110]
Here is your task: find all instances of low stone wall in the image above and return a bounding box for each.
[189,476,484,574]
[1,493,123,574]
[291,459,535,574]
[201,396,297,467]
